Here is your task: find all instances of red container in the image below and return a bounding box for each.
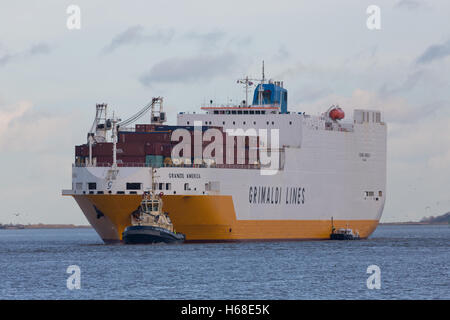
[75,145,89,157]
[95,156,112,165]
[117,155,145,164]
[92,143,113,157]
[116,142,145,156]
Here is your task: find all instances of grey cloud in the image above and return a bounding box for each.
[379,70,425,96]
[416,39,450,64]
[26,43,51,56]
[0,42,51,67]
[395,0,423,10]
[227,35,252,47]
[182,31,253,53]
[183,30,226,48]
[296,86,333,103]
[0,53,13,66]
[272,45,289,61]
[386,99,449,124]
[103,25,174,54]
[274,62,308,80]
[139,53,238,86]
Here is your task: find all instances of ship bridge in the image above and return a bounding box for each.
[179,72,301,148]
[200,70,288,115]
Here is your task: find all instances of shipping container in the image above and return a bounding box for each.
[145,155,164,167]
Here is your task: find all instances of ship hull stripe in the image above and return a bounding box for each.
[74,194,379,242]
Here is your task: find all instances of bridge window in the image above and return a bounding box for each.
[126,183,142,190]
[88,183,96,190]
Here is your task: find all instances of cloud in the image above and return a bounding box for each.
[26,43,51,56]
[227,35,253,48]
[0,42,51,67]
[183,30,226,49]
[416,39,450,64]
[0,100,71,153]
[295,85,332,103]
[378,70,425,96]
[0,53,13,66]
[272,45,289,60]
[0,101,31,134]
[297,88,447,125]
[139,52,239,86]
[102,25,174,53]
[395,0,423,10]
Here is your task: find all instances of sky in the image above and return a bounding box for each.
[0,0,449,224]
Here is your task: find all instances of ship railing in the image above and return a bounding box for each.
[74,162,264,169]
[117,127,136,132]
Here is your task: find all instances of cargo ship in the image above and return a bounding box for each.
[62,68,387,243]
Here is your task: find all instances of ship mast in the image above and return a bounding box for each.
[151,168,156,197]
[237,61,266,107]
[258,60,265,106]
[237,76,254,107]
[110,113,121,169]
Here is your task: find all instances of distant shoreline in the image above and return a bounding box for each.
[1,222,448,230]
[0,224,92,230]
[379,222,448,226]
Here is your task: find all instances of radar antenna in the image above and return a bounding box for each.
[237,76,255,107]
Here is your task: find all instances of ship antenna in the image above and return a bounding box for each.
[262,60,265,82]
[237,76,255,107]
[245,76,249,107]
[258,60,265,106]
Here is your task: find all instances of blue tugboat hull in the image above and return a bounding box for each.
[330,233,360,240]
[122,225,185,244]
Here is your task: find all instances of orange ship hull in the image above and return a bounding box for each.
[72,194,379,243]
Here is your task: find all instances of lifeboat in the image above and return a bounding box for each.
[328,106,345,120]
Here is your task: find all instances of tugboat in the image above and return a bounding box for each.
[122,170,185,244]
[329,217,360,240]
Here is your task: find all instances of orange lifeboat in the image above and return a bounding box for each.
[328,107,345,120]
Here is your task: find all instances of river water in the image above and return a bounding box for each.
[0,225,448,299]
